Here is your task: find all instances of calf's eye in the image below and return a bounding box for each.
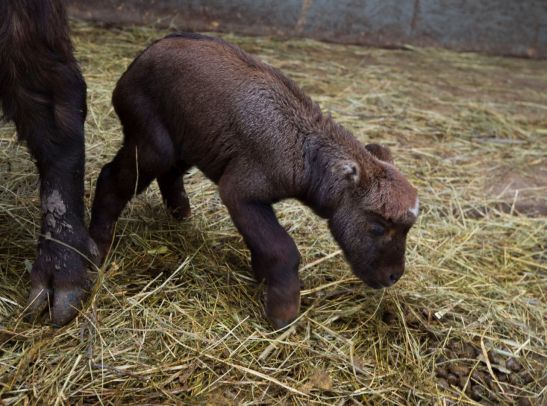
[369,224,386,237]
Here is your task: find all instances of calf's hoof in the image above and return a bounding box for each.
[89,227,114,265]
[265,284,300,330]
[169,203,191,221]
[93,238,111,266]
[166,194,191,221]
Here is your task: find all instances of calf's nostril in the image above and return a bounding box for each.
[388,273,399,284]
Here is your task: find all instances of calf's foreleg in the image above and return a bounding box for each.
[220,184,301,329]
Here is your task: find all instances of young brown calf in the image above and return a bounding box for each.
[90,33,419,329]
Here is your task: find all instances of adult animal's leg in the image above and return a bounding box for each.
[0,0,97,325]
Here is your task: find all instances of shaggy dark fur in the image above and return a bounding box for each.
[0,0,97,325]
[90,33,419,328]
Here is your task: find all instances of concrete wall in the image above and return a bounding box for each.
[65,0,547,58]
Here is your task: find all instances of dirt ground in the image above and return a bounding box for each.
[0,23,546,405]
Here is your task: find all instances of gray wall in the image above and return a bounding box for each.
[66,0,547,58]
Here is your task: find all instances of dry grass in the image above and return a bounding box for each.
[1,22,546,405]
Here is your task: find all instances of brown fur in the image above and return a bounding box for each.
[90,33,418,328]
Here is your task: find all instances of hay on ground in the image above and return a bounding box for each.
[0,22,546,405]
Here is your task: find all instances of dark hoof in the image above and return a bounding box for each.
[164,190,191,221]
[89,231,113,265]
[25,282,90,327]
[24,236,95,326]
[265,284,300,330]
[169,204,191,221]
[50,286,89,327]
[166,197,192,220]
[24,285,51,323]
[88,238,101,267]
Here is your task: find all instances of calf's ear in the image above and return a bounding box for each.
[366,143,393,164]
[333,160,360,184]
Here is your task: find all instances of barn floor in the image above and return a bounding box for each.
[1,23,546,405]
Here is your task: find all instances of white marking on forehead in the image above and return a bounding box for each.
[408,197,420,217]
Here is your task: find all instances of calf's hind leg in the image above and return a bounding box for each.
[157,164,191,220]
[90,123,175,262]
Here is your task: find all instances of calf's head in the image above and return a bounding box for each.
[327,144,418,289]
